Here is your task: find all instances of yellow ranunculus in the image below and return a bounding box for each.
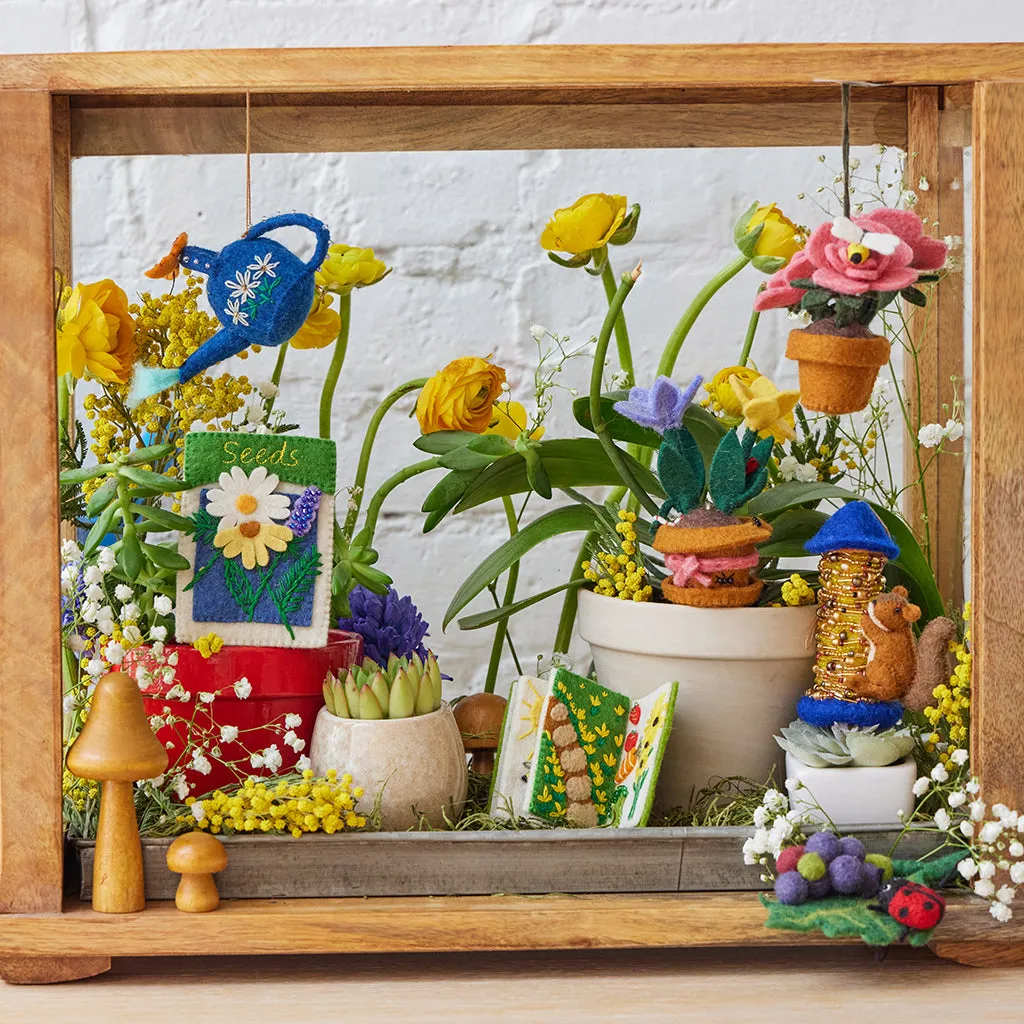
[729,373,800,444]
[746,203,805,264]
[485,400,544,441]
[315,244,390,295]
[540,193,627,255]
[416,357,507,435]
[290,292,341,350]
[57,279,136,383]
[706,365,760,418]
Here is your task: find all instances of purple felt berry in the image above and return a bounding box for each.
[797,852,826,881]
[828,853,864,895]
[805,831,841,864]
[775,844,805,876]
[838,836,866,861]
[807,876,832,899]
[775,871,809,906]
[858,861,882,898]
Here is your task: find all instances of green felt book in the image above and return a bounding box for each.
[489,668,678,828]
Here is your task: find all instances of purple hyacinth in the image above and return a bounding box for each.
[337,585,430,665]
[285,486,322,538]
[613,375,703,435]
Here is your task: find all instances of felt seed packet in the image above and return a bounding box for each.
[175,431,335,648]
[489,668,677,828]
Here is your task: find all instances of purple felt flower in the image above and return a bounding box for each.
[613,375,703,435]
[285,486,322,538]
[337,585,430,665]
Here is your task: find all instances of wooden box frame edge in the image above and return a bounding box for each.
[0,44,1019,979]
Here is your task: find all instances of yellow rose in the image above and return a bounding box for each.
[416,357,507,434]
[289,292,341,350]
[485,400,545,441]
[706,365,760,418]
[315,244,390,295]
[57,279,136,383]
[746,204,804,264]
[540,193,627,255]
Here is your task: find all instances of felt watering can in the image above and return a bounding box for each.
[130,212,331,406]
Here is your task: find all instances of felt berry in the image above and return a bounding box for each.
[805,830,841,864]
[828,853,864,894]
[858,861,883,898]
[838,836,866,861]
[775,871,809,906]
[629,704,642,725]
[807,876,832,899]
[865,853,894,882]
[797,852,826,882]
[775,844,805,876]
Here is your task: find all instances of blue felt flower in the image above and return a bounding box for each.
[337,585,430,666]
[613,375,703,435]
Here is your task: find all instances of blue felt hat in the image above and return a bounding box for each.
[797,695,904,730]
[804,501,899,560]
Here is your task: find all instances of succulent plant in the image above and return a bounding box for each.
[323,652,443,720]
[775,719,916,768]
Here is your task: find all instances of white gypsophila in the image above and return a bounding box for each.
[912,777,930,797]
[997,886,1016,904]
[961,820,975,838]
[120,602,140,623]
[958,858,979,879]
[149,641,164,659]
[249,752,265,769]
[930,763,949,783]
[742,837,760,866]
[778,455,800,482]
[191,803,206,823]
[1011,863,1024,885]
[234,677,252,699]
[948,790,967,808]
[66,634,87,655]
[974,878,996,898]
[198,691,215,704]
[220,725,239,743]
[291,738,306,753]
[934,808,951,831]
[284,729,299,748]
[786,309,812,327]
[122,624,142,645]
[944,419,964,443]
[978,860,997,880]
[296,754,312,773]
[61,540,82,562]
[97,619,115,639]
[150,625,168,642]
[148,715,164,730]
[84,583,104,604]
[103,642,125,666]
[165,683,186,701]
[918,175,930,192]
[999,860,1011,871]
[991,902,1013,923]
[114,583,133,602]
[917,423,945,448]
[261,745,283,773]
[285,713,303,729]
[794,462,818,483]
[191,751,212,775]
[83,564,104,586]
[980,821,1004,844]
[753,805,769,828]
[80,601,99,624]
[167,651,179,666]
[84,658,106,678]
[966,779,981,795]
[530,324,547,341]
[257,380,279,399]
[970,800,987,821]
[764,789,788,814]
[951,749,969,767]
[173,775,190,800]
[1011,842,1024,859]
[154,594,174,616]
[96,547,116,573]
[63,694,75,716]
[993,803,1010,819]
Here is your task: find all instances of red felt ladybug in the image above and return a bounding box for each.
[870,878,946,936]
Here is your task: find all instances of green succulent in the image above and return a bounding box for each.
[322,652,443,720]
[776,719,916,769]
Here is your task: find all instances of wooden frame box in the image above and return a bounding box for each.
[0,44,1021,981]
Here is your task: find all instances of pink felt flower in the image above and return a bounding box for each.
[862,208,948,271]
[753,250,815,311]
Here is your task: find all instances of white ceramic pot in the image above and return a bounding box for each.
[576,588,816,810]
[785,753,917,828]
[310,702,468,831]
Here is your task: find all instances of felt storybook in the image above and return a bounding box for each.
[489,668,678,828]
[175,430,336,648]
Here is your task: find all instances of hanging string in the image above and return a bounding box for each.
[245,91,252,231]
[840,83,851,218]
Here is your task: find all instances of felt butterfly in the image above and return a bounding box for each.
[831,215,901,264]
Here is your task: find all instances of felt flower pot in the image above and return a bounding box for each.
[309,703,468,830]
[785,753,917,827]
[785,328,890,415]
[652,516,772,607]
[577,589,815,810]
[129,630,363,795]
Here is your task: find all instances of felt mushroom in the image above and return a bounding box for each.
[166,832,228,912]
[65,670,168,913]
[453,692,507,774]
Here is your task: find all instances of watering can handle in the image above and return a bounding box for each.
[244,213,331,271]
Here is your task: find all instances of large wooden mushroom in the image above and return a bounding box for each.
[66,670,168,913]
[453,692,507,774]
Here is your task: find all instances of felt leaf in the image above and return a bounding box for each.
[85,477,120,518]
[136,504,196,534]
[901,286,928,307]
[271,547,322,622]
[760,894,910,947]
[190,507,220,547]
[118,466,183,492]
[800,288,833,311]
[657,427,705,514]
[82,503,121,558]
[457,579,586,630]
[140,541,191,571]
[892,851,964,889]
[707,429,747,513]
[223,556,258,618]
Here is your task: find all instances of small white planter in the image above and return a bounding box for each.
[577,588,816,810]
[785,753,917,828]
[310,702,468,831]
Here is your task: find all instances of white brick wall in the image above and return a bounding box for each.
[5,0,1006,691]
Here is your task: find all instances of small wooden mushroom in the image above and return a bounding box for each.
[65,671,168,913]
[166,832,228,912]
[453,692,507,774]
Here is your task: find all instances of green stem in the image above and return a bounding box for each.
[656,254,749,378]
[553,531,595,654]
[484,495,519,694]
[738,294,763,367]
[57,373,71,439]
[343,378,429,542]
[590,267,660,517]
[601,258,634,387]
[265,342,289,416]
[318,292,351,440]
[360,457,439,549]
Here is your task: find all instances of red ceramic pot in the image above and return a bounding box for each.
[127,630,362,796]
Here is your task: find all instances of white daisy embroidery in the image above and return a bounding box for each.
[205,465,291,529]
[225,269,257,301]
[248,253,279,278]
[225,298,249,326]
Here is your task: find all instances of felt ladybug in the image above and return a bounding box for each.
[870,877,946,936]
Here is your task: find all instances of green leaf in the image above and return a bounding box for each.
[761,894,915,947]
[414,431,481,455]
[901,286,928,308]
[140,541,191,571]
[118,530,144,581]
[683,405,729,469]
[572,391,664,449]
[118,466,183,492]
[658,427,704,514]
[421,469,473,515]
[351,563,393,593]
[122,443,176,466]
[444,504,599,629]
[707,429,746,513]
[438,446,496,472]
[892,851,963,888]
[458,579,587,630]
[746,480,853,519]
[547,251,592,269]
[524,449,552,500]
[82,502,120,557]
[454,438,664,513]
[467,435,515,457]
[755,508,829,559]
[270,547,322,620]
[136,504,196,534]
[59,463,113,485]
[85,477,119,518]
[223,557,258,617]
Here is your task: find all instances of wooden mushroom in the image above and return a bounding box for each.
[65,670,168,913]
[166,832,228,912]
[453,692,507,774]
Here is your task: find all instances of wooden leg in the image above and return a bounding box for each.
[931,942,1024,968]
[0,955,111,985]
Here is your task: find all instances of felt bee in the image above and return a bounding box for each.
[831,216,901,265]
[870,877,946,937]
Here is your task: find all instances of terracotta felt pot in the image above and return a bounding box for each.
[786,328,890,415]
[128,630,363,795]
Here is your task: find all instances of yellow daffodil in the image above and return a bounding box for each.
[315,244,390,295]
[706,365,760,418]
[729,373,800,443]
[215,520,293,570]
[57,279,136,383]
[485,399,544,441]
[746,203,805,264]
[416,356,507,434]
[290,291,341,350]
[540,193,627,255]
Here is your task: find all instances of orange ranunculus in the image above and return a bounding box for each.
[57,279,136,383]
[416,357,507,435]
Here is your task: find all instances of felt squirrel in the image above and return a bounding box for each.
[856,585,956,708]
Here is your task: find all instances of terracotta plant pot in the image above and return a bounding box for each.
[129,630,363,794]
[653,515,772,607]
[786,328,890,415]
[309,703,468,830]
